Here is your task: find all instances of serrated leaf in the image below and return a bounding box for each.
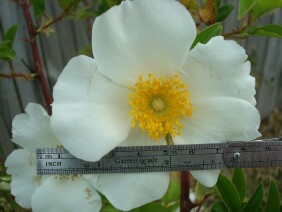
[216,174,241,212]
[265,180,280,212]
[248,25,282,38]
[241,182,263,212]
[238,0,258,19]
[211,201,228,212]
[3,24,19,48]
[216,5,234,22]
[250,0,282,21]
[162,180,180,205]
[232,169,246,201]
[30,0,45,18]
[195,182,217,201]
[191,23,222,49]
[0,45,16,61]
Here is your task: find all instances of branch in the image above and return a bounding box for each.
[223,26,246,39]
[0,72,36,80]
[15,0,53,114]
[37,8,71,33]
[180,171,197,212]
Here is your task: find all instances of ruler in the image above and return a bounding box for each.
[36,137,282,175]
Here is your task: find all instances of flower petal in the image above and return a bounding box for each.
[31,176,101,212]
[51,55,131,161]
[181,36,256,105]
[190,170,221,187]
[93,0,196,86]
[5,149,45,208]
[12,103,59,150]
[174,97,261,145]
[91,173,169,211]
[121,128,167,146]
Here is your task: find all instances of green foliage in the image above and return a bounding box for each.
[241,182,263,212]
[191,23,222,49]
[30,0,45,18]
[195,181,217,201]
[210,201,228,212]
[239,0,282,22]
[250,0,282,21]
[265,180,281,212]
[58,0,81,10]
[74,8,96,20]
[248,25,282,38]
[232,169,246,201]
[78,44,92,57]
[216,5,234,22]
[0,24,18,61]
[238,0,257,20]
[216,174,241,211]
[215,0,234,22]
[131,202,170,212]
[161,180,180,208]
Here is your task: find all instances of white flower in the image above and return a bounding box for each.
[5,103,166,211]
[5,103,102,211]
[51,0,260,191]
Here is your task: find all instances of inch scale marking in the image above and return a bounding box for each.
[36,137,282,175]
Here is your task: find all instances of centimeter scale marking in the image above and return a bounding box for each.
[36,137,282,175]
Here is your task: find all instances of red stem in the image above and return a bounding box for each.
[16,0,52,114]
[180,171,197,212]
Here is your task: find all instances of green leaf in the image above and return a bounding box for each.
[216,5,234,22]
[0,45,16,61]
[162,180,180,205]
[101,205,120,212]
[265,180,281,212]
[195,182,217,201]
[241,182,264,212]
[74,8,95,20]
[30,0,45,18]
[78,44,92,56]
[211,201,228,212]
[247,25,282,38]
[191,23,222,49]
[130,202,170,212]
[238,0,258,19]
[3,24,19,48]
[232,169,246,201]
[216,174,241,212]
[250,0,282,21]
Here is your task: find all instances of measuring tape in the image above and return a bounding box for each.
[36,137,282,175]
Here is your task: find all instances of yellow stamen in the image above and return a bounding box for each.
[129,73,193,140]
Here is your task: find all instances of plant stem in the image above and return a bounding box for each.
[180,171,197,212]
[16,0,53,114]
[165,134,197,211]
[0,72,36,80]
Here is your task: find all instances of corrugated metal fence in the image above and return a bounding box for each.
[0,1,281,159]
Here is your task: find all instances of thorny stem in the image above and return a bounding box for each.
[16,0,52,114]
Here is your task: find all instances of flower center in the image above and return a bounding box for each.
[129,73,193,140]
[151,97,166,112]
